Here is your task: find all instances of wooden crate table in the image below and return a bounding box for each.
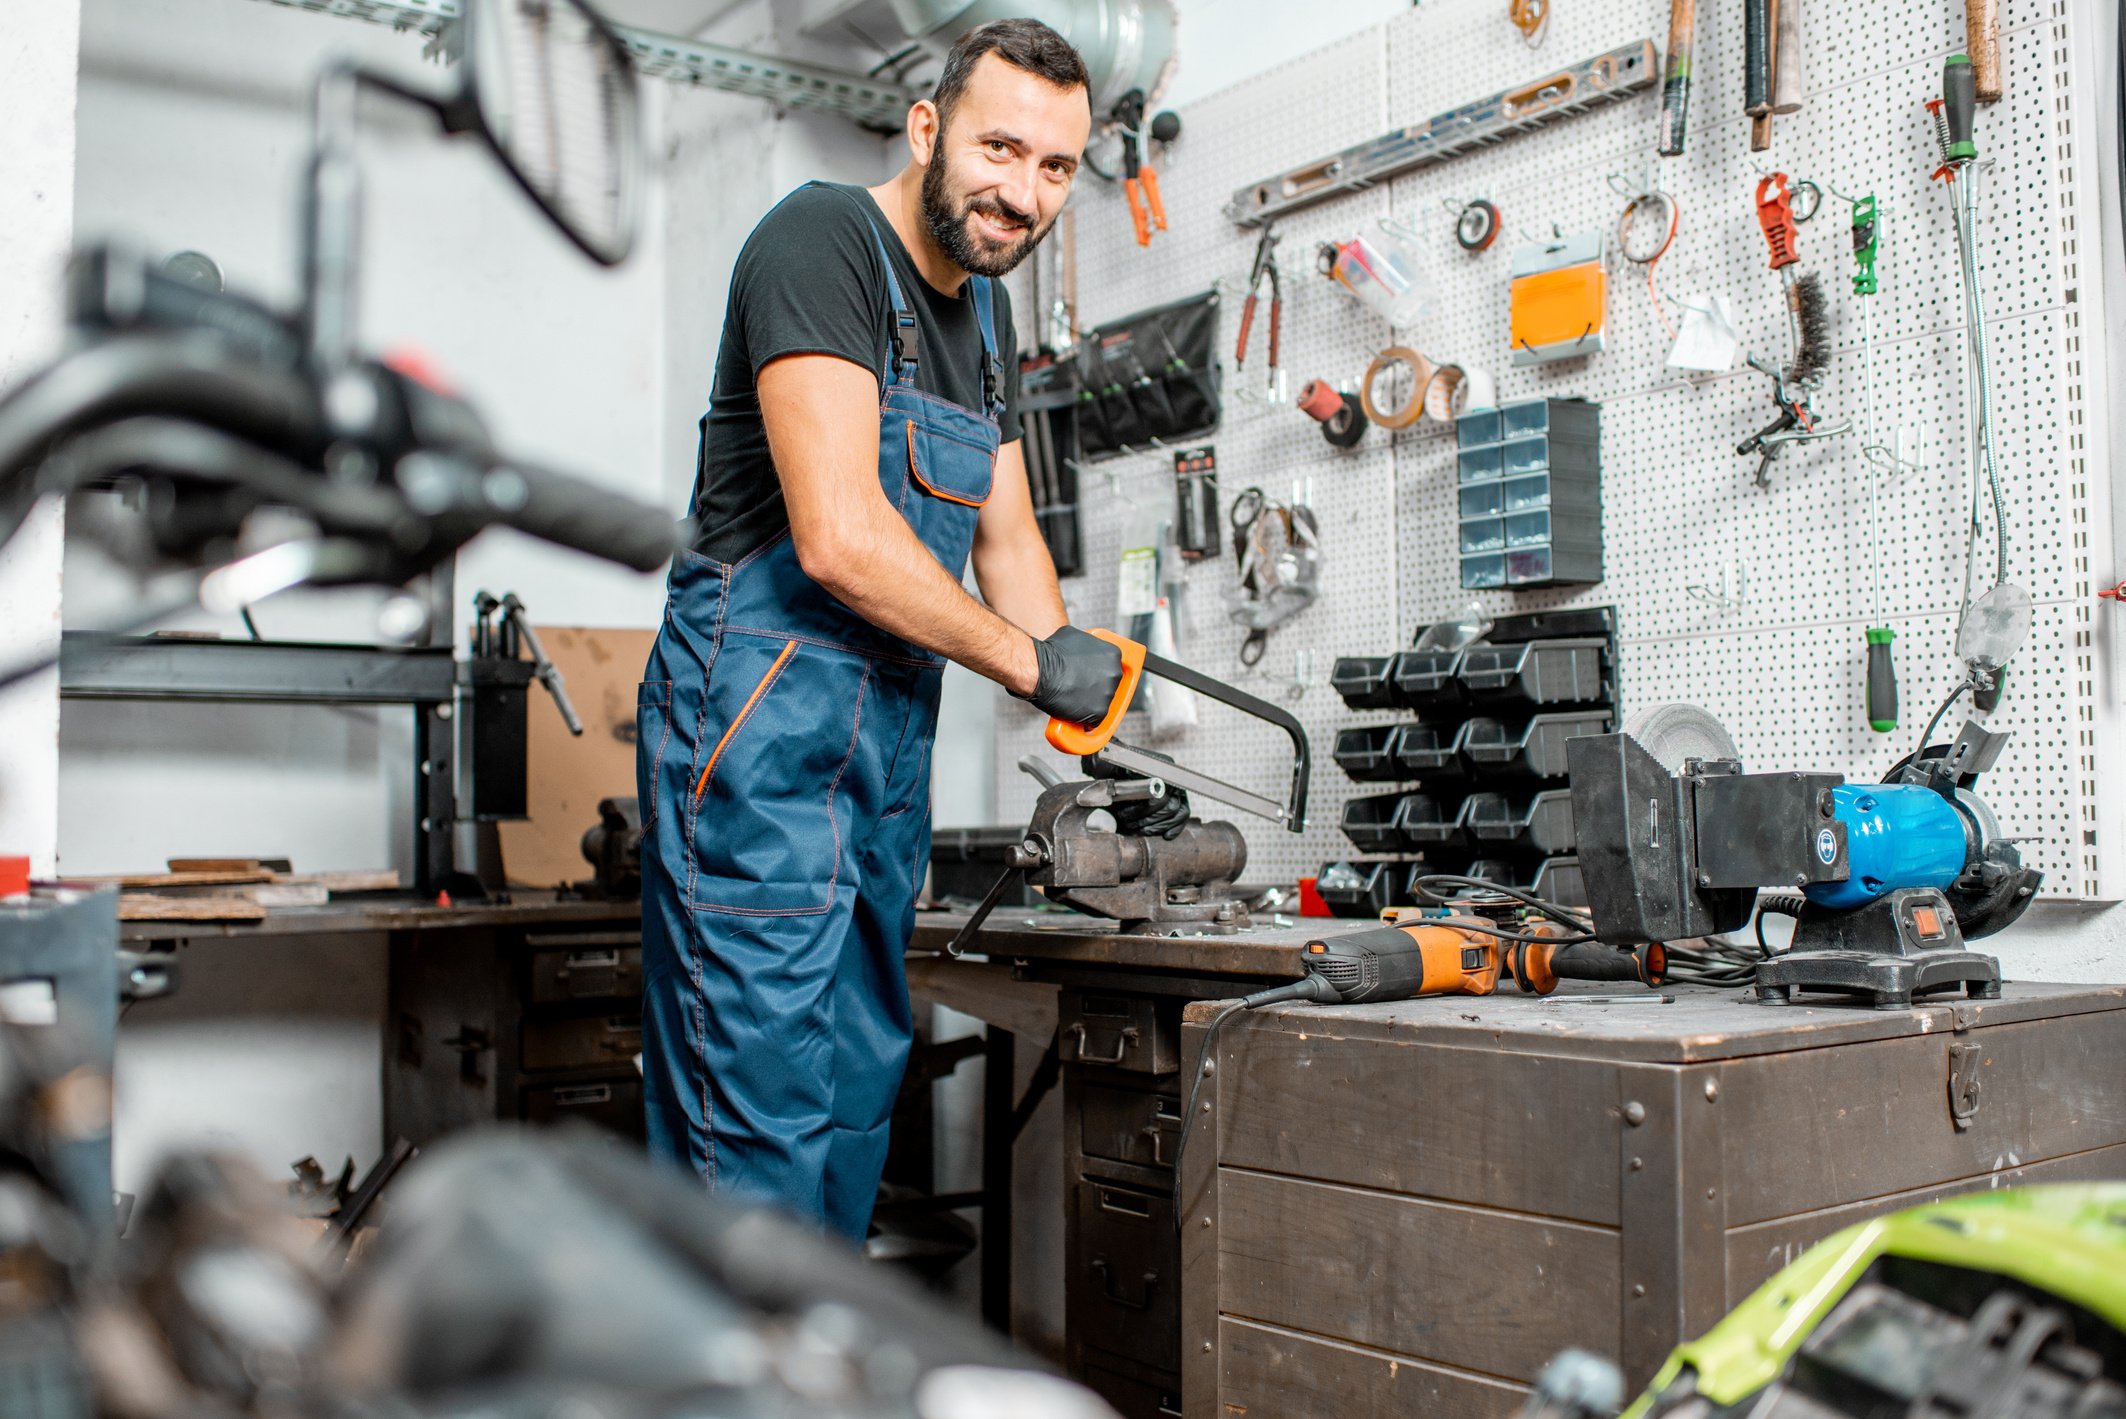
[1178,981,2126,1417]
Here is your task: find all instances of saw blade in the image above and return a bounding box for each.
[1097,740,1294,828]
[1622,702,1741,772]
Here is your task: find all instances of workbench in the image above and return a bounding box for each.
[1177,980,2126,1418]
[117,890,1315,1416]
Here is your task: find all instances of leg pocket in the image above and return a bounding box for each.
[688,637,877,916]
[637,678,673,833]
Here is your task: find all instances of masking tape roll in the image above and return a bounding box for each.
[1422,363,1495,424]
[1360,347,1432,429]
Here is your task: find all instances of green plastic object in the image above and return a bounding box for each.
[1621,1184,2126,1416]
[1850,194,1879,297]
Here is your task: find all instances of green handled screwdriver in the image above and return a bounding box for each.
[1853,193,1897,732]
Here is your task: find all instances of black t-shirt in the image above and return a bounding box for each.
[686,181,1021,563]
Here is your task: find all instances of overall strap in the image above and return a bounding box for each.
[967,274,1005,421]
[861,216,920,388]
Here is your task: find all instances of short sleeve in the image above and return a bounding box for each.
[731,186,885,384]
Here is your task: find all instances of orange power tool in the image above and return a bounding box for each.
[1285,912,1665,1004]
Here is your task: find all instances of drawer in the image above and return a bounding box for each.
[1079,1083,1181,1173]
[1061,990,1177,1075]
[520,1013,641,1071]
[1079,1357,1182,1419]
[1071,1178,1180,1372]
[521,1076,644,1138]
[527,945,642,1005]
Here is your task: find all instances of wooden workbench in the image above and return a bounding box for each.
[1177,980,2126,1418]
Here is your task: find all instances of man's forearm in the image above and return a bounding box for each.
[801,508,1038,694]
[973,525,1068,639]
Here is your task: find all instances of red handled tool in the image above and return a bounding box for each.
[1755,172,1800,270]
[1234,224,1282,389]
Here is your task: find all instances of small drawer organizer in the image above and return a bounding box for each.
[1453,398,1603,591]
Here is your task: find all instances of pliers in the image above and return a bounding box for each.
[1235,225,1280,384]
[1114,92,1167,247]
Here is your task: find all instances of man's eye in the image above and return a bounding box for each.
[987,141,1010,155]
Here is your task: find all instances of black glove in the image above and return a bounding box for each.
[1019,626,1125,726]
[1081,752,1191,840]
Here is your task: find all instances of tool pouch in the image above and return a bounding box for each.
[1072,290,1222,459]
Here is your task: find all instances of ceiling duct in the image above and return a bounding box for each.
[887,0,1176,116]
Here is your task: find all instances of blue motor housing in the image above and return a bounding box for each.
[1805,783,1969,911]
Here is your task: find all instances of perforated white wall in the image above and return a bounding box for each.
[996,0,2118,900]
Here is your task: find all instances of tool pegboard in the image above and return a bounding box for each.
[991,0,2119,905]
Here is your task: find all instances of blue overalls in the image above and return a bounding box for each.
[638,221,1004,1243]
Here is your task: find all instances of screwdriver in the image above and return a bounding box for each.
[1852,193,1896,733]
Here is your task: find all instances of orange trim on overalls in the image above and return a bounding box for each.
[693,639,799,800]
[905,419,991,508]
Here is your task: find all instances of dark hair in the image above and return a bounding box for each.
[931,19,1091,133]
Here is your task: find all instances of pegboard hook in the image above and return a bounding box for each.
[1685,562,1748,609]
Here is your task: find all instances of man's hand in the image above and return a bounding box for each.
[1081,750,1192,839]
[1019,626,1125,726]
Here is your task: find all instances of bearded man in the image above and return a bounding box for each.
[636,19,1127,1240]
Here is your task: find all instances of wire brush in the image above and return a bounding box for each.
[1785,271,1829,386]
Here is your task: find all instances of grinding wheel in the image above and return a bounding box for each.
[1621,702,1740,773]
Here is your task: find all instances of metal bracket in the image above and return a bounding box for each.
[1948,1042,1984,1130]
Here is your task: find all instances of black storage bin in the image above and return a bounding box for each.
[1396,794,1469,848]
[1316,859,1398,919]
[1392,722,1471,782]
[1460,638,1608,707]
[1460,710,1611,778]
[1341,793,1412,853]
[1333,725,1406,782]
[1464,789,1577,854]
[1332,656,1397,709]
[1390,649,1466,710]
[1530,856,1587,908]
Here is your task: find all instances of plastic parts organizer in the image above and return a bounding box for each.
[1455,398,1603,590]
[1319,606,1620,917]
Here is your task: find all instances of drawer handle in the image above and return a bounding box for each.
[564,950,620,969]
[604,1016,641,1035]
[1097,1186,1153,1219]
[1068,1021,1140,1065]
[1090,1258,1159,1309]
[1141,1123,1171,1167]
[552,1084,612,1107]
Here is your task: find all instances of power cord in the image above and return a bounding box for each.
[1170,977,1334,1228]
[1410,874,1599,943]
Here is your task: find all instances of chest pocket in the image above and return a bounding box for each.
[903,419,995,508]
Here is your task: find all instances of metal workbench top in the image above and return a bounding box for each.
[117,893,1323,979]
[1189,979,2126,1063]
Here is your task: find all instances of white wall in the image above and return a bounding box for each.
[0,0,80,876]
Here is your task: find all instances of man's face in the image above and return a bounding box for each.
[919,52,1091,278]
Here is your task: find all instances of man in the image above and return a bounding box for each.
[637,19,1127,1242]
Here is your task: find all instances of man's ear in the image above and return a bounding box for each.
[907,99,941,167]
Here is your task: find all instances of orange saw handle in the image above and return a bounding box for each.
[1044,629,1147,755]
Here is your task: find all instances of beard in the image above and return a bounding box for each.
[921,151,1051,278]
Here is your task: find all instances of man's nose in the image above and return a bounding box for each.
[999,161,1041,219]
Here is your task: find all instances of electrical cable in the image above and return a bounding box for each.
[1753,892,1808,957]
[1618,190,1680,340]
[1171,978,1333,1227]
[1914,679,1971,763]
[1412,873,1596,939]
